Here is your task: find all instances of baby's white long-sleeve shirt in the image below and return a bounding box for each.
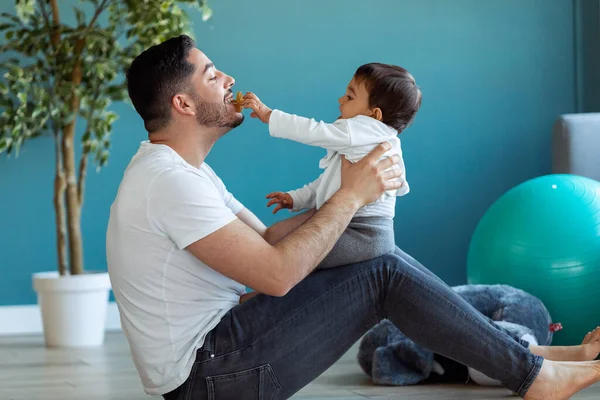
[268,109,409,219]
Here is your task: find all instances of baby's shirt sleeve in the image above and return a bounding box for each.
[269,110,352,152]
[286,173,324,211]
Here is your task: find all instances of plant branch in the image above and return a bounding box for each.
[85,0,111,35]
[75,0,110,49]
[37,0,67,275]
[77,82,102,206]
[59,0,112,276]
[49,0,60,47]
[37,0,57,50]
[53,125,67,276]
[77,154,87,206]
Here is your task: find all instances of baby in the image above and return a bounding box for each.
[242,63,422,269]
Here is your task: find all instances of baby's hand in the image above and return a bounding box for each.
[266,192,293,214]
[243,92,272,123]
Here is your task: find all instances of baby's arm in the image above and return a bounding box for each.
[266,173,324,214]
[242,92,351,152]
[286,173,323,211]
[268,110,352,152]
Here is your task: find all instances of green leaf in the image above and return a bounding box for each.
[74,6,86,27]
[11,123,22,136]
[0,137,12,154]
[15,0,36,24]
[201,2,212,21]
[105,112,118,125]
[31,108,43,119]
[0,13,22,26]
[5,30,14,40]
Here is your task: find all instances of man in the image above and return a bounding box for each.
[106,35,600,400]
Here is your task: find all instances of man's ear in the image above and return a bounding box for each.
[371,107,383,122]
[172,93,196,116]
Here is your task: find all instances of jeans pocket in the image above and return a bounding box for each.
[206,364,281,400]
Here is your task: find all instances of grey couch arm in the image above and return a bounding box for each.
[552,113,600,182]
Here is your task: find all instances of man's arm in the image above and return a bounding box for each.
[186,143,403,297]
[235,206,315,303]
[186,192,357,297]
[263,208,316,245]
[236,206,315,245]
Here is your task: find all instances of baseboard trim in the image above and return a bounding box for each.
[0,302,122,336]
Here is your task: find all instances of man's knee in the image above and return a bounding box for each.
[369,252,409,277]
[381,251,407,265]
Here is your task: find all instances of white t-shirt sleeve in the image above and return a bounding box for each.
[200,163,244,214]
[147,168,238,250]
[268,109,352,152]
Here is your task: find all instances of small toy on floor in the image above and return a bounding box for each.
[357,284,561,386]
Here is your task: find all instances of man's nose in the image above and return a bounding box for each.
[224,74,235,88]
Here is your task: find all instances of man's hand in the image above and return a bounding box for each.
[339,142,403,207]
[266,192,294,214]
[243,92,272,123]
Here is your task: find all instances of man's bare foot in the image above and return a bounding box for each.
[524,359,600,400]
[529,327,600,362]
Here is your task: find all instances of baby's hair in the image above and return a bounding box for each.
[354,63,422,133]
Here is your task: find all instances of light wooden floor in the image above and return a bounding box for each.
[1,332,599,400]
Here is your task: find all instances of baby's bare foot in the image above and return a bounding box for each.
[580,326,600,361]
[524,359,600,400]
[529,326,600,362]
[582,326,600,345]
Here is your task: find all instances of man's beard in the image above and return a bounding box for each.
[194,92,243,129]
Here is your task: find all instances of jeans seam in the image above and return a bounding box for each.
[206,377,214,400]
[516,354,544,397]
[265,364,282,400]
[382,263,407,320]
[194,345,249,366]
[183,362,199,400]
[206,365,265,381]
[202,364,281,400]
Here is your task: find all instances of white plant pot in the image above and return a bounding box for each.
[32,271,112,347]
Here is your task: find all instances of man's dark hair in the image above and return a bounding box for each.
[126,35,197,132]
[354,63,422,133]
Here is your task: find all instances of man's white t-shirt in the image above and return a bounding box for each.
[106,141,246,395]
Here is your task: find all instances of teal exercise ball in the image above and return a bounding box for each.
[467,174,600,346]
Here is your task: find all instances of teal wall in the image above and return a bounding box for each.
[0,0,588,305]
[576,0,600,111]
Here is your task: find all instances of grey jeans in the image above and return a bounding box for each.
[163,247,543,400]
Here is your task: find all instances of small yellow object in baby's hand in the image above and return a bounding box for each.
[230,91,244,113]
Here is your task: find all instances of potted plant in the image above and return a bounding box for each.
[0,0,212,347]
